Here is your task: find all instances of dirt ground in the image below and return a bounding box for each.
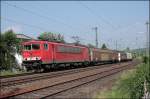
[48,70,124,99]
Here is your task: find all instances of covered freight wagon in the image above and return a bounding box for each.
[89,48,101,62]
[98,49,118,63]
[89,48,118,64]
[117,51,127,62]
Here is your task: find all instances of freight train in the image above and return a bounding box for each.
[22,40,132,71]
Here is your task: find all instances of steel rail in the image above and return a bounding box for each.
[0,61,138,98]
[0,62,128,87]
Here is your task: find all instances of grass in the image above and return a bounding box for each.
[95,69,135,98]
[0,69,26,76]
[95,61,150,99]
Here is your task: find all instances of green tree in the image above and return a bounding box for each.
[0,30,19,70]
[101,43,107,49]
[38,32,65,43]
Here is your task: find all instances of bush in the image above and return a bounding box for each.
[142,56,149,64]
[118,63,149,98]
[0,30,20,70]
[96,59,150,98]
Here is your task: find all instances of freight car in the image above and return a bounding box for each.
[117,51,129,62]
[126,52,133,61]
[89,48,101,63]
[89,48,118,64]
[98,49,118,63]
[22,40,132,71]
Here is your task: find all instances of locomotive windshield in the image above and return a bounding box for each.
[32,44,40,50]
[24,44,40,50]
[24,45,31,50]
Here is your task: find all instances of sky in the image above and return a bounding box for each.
[1,1,149,50]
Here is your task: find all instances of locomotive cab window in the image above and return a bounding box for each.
[44,43,48,50]
[24,45,31,50]
[32,44,40,50]
[23,44,40,50]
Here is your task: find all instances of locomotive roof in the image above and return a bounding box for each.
[22,40,88,48]
[22,40,127,54]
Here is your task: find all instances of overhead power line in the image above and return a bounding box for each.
[1,17,73,38]
[1,17,49,31]
[4,2,77,32]
[1,17,95,43]
[3,2,98,44]
[78,2,120,31]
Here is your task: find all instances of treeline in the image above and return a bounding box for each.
[38,32,65,43]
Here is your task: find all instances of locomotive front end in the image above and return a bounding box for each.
[22,41,42,71]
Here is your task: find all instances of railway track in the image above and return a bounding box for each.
[0,62,127,87]
[0,60,139,98]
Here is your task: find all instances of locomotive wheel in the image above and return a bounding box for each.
[35,62,43,73]
[43,67,50,72]
[84,62,89,67]
[70,63,75,69]
[43,64,54,72]
[26,67,31,72]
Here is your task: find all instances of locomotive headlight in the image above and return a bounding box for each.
[23,58,27,61]
[23,57,41,61]
[35,57,41,60]
[35,57,40,60]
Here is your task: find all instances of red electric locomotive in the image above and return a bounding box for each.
[22,40,89,71]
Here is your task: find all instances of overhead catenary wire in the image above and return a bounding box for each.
[1,17,72,38]
[3,2,146,49]
[4,2,95,44]
[78,1,123,48]
[4,2,78,32]
[78,1,122,33]
[78,2,146,49]
[1,17,49,32]
[1,17,95,44]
